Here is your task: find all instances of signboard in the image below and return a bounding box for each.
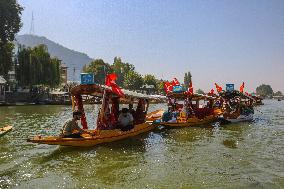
[81,73,95,84]
[173,85,184,93]
[226,84,234,92]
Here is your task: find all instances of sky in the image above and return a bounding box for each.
[18,0,284,92]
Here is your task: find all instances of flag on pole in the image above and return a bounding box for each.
[215,83,223,93]
[209,89,215,95]
[105,73,124,96]
[240,82,245,93]
[164,81,173,94]
[172,78,180,86]
[188,80,193,94]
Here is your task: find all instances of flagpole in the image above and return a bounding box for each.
[100,65,107,123]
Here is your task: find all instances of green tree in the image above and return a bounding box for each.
[143,74,157,88]
[274,91,283,96]
[124,71,143,90]
[0,43,14,78]
[184,71,192,88]
[0,0,23,78]
[196,89,205,94]
[256,84,273,97]
[112,56,135,86]
[84,59,112,84]
[156,79,166,94]
[15,44,61,87]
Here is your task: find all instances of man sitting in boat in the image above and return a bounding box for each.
[61,111,91,138]
[118,108,134,131]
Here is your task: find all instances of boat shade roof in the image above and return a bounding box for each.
[219,90,254,100]
[70,84,157,100]
[166,92,216,100]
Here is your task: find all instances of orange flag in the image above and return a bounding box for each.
[105,73,124,96]
[188,81,193,94]
[215,83,223,93]
[172,78,180,86]
[164,81,173,94]
[240,82,245,93]
[209,89,215,94]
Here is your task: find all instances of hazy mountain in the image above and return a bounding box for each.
[15,34,93,80]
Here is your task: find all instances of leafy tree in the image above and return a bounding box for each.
[156,79,166,94]
[256,84,273,97]
[15,44,61,87]
[0,42,14,79]
[84,59,112,84]
[196,89,205,94]
[0,0,23,78]
[82,64,88,73]
[184,71,192,88]
[143,74,157,88]
[274,91,283,96]
[124,71,143,90]
[112,56,135,86]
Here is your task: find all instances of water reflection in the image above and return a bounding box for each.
[0,100,284,188]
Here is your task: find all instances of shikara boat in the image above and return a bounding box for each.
[252,95,264,105]
[28,84,158,147]
[152,92,220,127]
[0,125,13,137]
[218,90,254,123]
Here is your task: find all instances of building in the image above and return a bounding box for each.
[60,63,68,85]
[0,76,6,102]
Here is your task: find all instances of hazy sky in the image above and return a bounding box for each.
[18,0,284,92]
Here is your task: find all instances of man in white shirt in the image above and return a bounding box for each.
[118,108,134,131]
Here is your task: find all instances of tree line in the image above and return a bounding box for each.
[82,57,164,93]
[0,0,23,79]
[15,44,61,87]
[82,57,193,94]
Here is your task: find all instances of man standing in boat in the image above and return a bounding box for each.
[61,111,91,138]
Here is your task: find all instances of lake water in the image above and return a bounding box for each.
[0,100,283,188]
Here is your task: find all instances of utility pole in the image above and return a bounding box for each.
[30,12,35,35]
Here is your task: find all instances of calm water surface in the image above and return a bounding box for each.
[0,100,283,188]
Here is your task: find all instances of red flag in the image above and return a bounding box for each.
[188,81,193,94]
[164,81,173,94]
[215,83,223,93]
[209,89,215,95]
[240,82,245,93]
[105,73,124,96]
[172,78,180,86]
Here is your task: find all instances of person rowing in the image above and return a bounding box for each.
[61,111,92,138]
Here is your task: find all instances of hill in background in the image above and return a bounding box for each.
[15,34,93,81]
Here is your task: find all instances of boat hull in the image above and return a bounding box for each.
[28,123,155,147]
[0,125,13,137]
[225,114,254,123]
[157,115,216,127]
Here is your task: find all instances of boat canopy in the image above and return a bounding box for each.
[71,84,155,102]
[219,90,254,100]
[166,92,216,101]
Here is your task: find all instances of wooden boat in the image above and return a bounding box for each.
[152,92,219,127]
[218,90,254,123]
[28,84,159,147]
[28,123,154,147]
[0,125,13,137]
[146,109,164,122]
[157,114,216,127]
[250,95,264,105]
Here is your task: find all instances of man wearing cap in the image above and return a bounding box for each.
[61,111,90,138]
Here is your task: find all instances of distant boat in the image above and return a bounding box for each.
[0,125,13,137]
[278,99,281,101]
